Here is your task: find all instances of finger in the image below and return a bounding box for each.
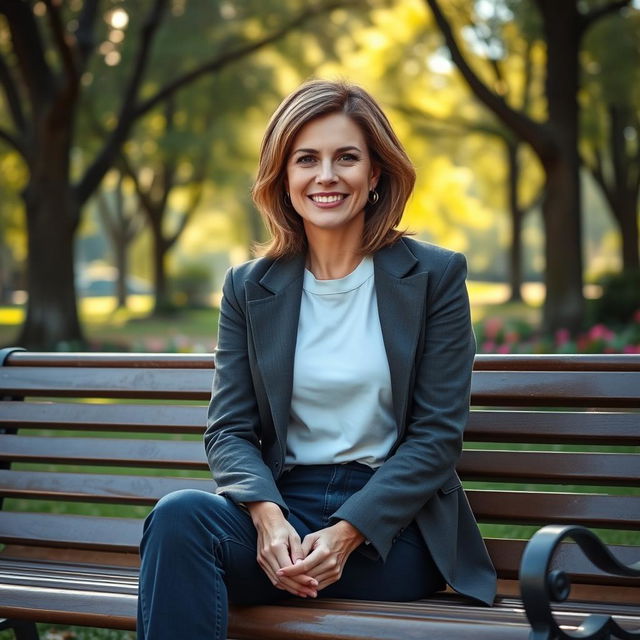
[289,536,305,564]
[312,567,342,587]
[278,547,326,577]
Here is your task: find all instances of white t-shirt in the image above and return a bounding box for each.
[285,257,396,468]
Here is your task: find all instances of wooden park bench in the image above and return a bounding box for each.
[0,348,638,639]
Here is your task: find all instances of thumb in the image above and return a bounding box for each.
[301,532,318,557]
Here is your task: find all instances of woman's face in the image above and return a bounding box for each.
[285,112,379,240]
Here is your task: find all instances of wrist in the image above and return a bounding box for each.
[334,520,365,549]
[246,501,284,527]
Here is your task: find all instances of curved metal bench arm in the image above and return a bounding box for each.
[520,524,640,640]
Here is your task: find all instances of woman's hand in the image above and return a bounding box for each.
[276,520,364,592]
[246,501,318,598]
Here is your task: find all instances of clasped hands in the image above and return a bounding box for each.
[246,501,364,598]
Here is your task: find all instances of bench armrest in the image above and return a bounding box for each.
[519,524,640,640]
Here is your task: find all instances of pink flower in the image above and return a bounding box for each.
[483,317,503,341]
[634,309,640,324]
[555,329,570,346]
[588,324,614,341]
[497,344,511,354]
[505,331,519,344]
[623,345,640,354]
[482,341,496,353]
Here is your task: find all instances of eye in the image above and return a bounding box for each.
[338,153,359,163]
[296,154,316,165]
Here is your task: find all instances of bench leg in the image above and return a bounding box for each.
[0,620,39,640]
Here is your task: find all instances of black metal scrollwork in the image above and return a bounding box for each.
[519,524,640,640]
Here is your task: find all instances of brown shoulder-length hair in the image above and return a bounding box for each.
[252,79,416,258]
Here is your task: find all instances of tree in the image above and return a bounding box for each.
[0,0,358,349]
[581,9,640,271]
[424,0,633,333]
[95,170,146,309]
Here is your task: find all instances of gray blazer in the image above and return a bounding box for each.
[205,237,497,606]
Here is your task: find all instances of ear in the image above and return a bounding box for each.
[369,163,381,190]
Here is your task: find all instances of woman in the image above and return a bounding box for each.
[137,80,496,640]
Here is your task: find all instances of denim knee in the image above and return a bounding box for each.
[143,489,220,546]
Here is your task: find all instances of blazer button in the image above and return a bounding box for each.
[275,461,280,469]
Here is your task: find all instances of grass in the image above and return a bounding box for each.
[0,282,538,352]
[0,295,219,352]
[0,625,135,640]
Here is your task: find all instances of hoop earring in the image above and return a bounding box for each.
[368,189,379,204]
[284,192,291,207]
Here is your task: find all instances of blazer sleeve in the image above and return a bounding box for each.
[204,267,289,514]
[331,252,475,560]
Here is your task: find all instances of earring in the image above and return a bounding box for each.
[284,192,291,206]
[368,189,379,204]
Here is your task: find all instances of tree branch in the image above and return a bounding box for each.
[75,0,100,71]
[0,0,54,111]
[76,0,169,205]
[77,0,359,207]
[96,189,118,238]
[0,49,26,133]
[119,152,156,216]
[43,0,78,81]
[133,0,360,118]
[0,126,25,154]
[579,0,631,35]
[424,0,551,159]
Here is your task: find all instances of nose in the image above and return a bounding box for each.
[315,159,337,184]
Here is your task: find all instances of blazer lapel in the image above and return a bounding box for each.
[246,254,305,453]
[374,240,429,433]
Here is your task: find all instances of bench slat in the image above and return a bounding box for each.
[0,512,142,552]
[470,371,640,407]
[0,402,207,433]
[2,472,638,530]
[0,470,215,504]
[3,403,639,446]
[3,368,640,407]
[0,435,208,469]
[458,450,640,486]
[468,491,640,529]
[0,367,213,400]
[0,582,536,638]
[466,410,640,445]
[2,436,638,485]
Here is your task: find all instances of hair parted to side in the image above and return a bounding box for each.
[251,79,416,258]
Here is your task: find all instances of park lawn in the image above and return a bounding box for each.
[0,281,537,352]
[0,296,219,352]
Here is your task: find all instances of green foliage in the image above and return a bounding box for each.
[170,262,212,309]
[590,269,640,326]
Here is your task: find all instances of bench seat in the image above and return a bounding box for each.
[0,350,639,639]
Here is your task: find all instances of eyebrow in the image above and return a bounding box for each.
[291,145,362,155]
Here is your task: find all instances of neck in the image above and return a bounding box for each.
[304,220,364,280]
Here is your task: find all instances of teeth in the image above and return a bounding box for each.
[311,194,344,203]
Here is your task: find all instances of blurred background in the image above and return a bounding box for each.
[0,0,639,354]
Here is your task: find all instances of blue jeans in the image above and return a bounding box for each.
[137,462,444,640]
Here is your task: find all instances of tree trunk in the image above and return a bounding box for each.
[115,234,128,310]
[150,223,171,314]
[18,184,83,349]
[505,139,523,302]
[17,109,84,350]
[617,199,640,271]
[538,1,584,333]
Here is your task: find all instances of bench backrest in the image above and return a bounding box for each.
[1,351,638,601]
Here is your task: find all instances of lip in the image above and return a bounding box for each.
[307,193,349,208]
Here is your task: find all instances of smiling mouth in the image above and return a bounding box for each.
[308,194,347,204]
